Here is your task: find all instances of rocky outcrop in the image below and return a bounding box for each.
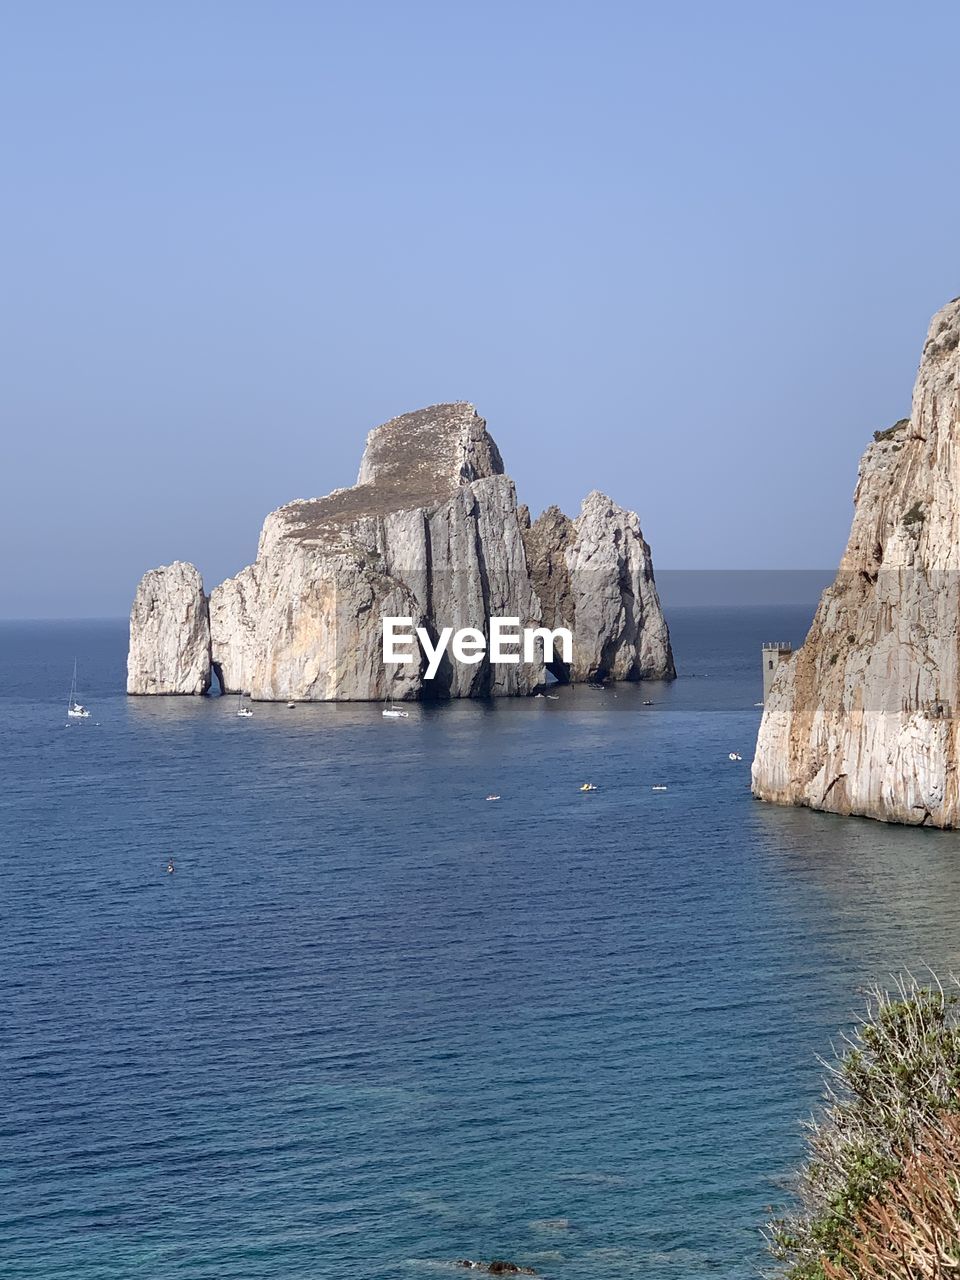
[521,492,675,682]
[207,405,542,701]
[126,561,211,695]
[454,1262,537,1276]
[129,403,674,701]
[753,296,960,826]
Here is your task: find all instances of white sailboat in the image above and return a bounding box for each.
[382,693,409,718]
[237,691,253,718]
[67,659,90,718]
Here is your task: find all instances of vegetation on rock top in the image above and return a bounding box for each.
[873,419,909,443]
[768,975,960,1279]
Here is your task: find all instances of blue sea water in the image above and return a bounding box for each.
[3,606,960,1280]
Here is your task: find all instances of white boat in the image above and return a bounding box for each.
[67,659,90,718]
[382,702,409,718]
[237,692,253,718]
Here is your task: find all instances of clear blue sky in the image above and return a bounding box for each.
[2,0,958,617]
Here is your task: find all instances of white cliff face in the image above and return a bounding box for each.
[567,491,675,682]
[522,491,675,683]
[127,561,211,695]
[753,296,960,826]
[129,402,675,701]
[207,404,543,700]
[209,528,430,702]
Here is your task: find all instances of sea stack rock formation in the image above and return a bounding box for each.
[521,493,675,683]
[128,403,674,701]
[126,562,211,695]
[206,404,540,701]
[753,296,960,826]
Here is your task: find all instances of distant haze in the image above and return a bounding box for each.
[654,571,833,610]
[2,2,959,618]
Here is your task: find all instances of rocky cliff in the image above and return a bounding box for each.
[126,562,211,695]
[128,403,675,701]
[753,296,960,825]
[521,493,675,683]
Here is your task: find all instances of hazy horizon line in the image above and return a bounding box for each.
[0,569,837,623]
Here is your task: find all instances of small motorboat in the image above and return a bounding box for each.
[237,692,253,718]
[286,701,296,708]
[485,794,501,801]
[728,752,742,761]
[652,785,668,792]
[579,782,598,792]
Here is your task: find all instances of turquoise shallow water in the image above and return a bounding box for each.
[3,607,960,1279]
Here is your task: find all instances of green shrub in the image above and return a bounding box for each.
[768,976,960,1279]
[873,419,909,443]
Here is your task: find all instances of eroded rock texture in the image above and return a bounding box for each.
[753,296,960,825]
[521,491,675,682]
[129,403,674,701]
[207,405,541,700]
[126,561,211,695]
